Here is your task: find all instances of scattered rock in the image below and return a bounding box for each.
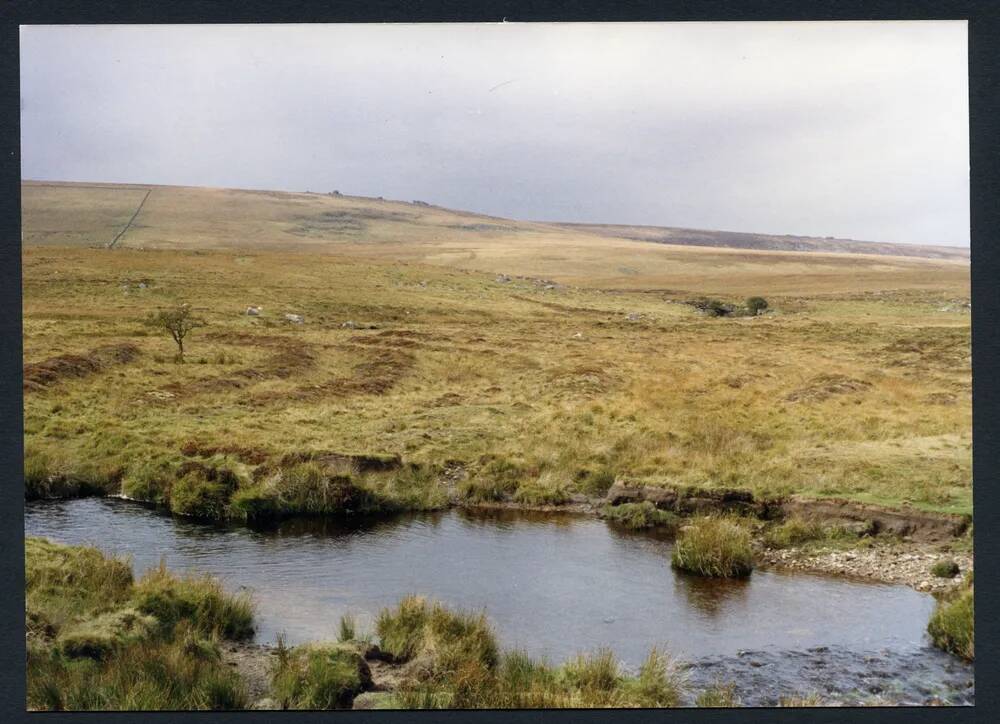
[251,698,280,710]
[246,306,262,316]
[284,313,304,324]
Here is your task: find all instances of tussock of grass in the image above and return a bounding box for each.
[575,467,617,497]
[377,599,683,709]
[928,583,974,661]
[763,517,826,548]
[375,595,498,671]
[930,559,961,578]
[459,457,524,502]
[671,517,754,577]
[26,537,134,634]
[57,607,157,660]
[271,640,370,709]
[601,502,678,530]
[513,473,571,506]
[169,465,241,519]
[26,538,253,710]
[131,561,254,640]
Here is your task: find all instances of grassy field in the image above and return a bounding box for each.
[22,182,971,516]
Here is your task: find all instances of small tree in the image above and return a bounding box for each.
[147,304,206,361]
[746,296,769,315]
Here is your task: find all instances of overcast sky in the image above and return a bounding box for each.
[20,22,969,246]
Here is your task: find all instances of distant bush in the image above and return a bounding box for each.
[601,502,677,531]
[671,517,753,577]
[746,297,769,315]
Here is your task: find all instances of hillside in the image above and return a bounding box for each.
[20,180,969,296]
[553,222,969,261]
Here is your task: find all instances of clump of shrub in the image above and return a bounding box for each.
[930,559,961,578]
[745,296,769,315]
[927,581,974,661]
[601,502,677,531]
[270,640,371,709]
[671,517,754,577]
[131,562,254,640]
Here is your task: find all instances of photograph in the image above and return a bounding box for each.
[18,20,973,710]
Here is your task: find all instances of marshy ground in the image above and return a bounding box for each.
[21,181,973,708]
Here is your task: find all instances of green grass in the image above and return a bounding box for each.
[601,501,678,530]
[373,597,686,709]
[271,640,370,709]
[927,581,974,661]
[26,538,252,711]
[131,561,254,640]
[671,517,754,577]
[22,239,971,518]
[930,559,961,578]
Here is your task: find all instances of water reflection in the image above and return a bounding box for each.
[26,498,940,667]
[675,573,752,618]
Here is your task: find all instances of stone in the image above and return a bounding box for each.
[284,313,304,324]
[246,306,262,316]
[251,697,280,710]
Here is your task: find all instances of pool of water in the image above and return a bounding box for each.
[25,498,973,705]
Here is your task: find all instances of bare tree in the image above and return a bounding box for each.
[147,304,206,361]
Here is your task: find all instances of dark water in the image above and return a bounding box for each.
[25,499,973,705]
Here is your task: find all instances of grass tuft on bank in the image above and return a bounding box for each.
[26,537,251,711]
[927,578,974,661]
[671,517,753,577]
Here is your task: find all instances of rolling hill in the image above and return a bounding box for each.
[20,180,969,296]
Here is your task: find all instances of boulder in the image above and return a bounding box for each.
[284,313,304,324]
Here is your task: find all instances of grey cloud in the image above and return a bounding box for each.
[20,21,969,246]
